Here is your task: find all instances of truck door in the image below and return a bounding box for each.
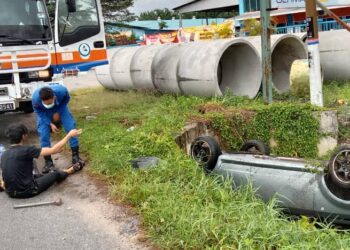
[54,0,107,77]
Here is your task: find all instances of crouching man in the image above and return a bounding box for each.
[0,124,83,199]
[32,85,84,173]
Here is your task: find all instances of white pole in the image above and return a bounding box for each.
[308,41,324,107]
[306,0,324,107]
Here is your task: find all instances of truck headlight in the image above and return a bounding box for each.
[38,70,50,78]
[28,70,50,79]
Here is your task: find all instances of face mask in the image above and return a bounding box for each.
[42,102,55,109]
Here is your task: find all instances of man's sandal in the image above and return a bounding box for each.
[73,162,85,171]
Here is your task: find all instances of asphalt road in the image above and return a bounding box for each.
[0,72,149,250]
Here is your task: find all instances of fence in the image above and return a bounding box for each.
[274,18,350,34]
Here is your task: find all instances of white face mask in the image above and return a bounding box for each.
[42,102,55,109]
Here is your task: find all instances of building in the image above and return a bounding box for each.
[171,0,350,35]
[237,0,350,34]
[173,0,238,14]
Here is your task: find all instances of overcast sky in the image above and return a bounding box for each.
[131,0,189,14]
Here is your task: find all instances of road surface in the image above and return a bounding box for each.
[0,72,149,250]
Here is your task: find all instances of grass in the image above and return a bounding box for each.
[70,86,350,249]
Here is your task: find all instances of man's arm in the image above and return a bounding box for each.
[40,129,82,156]
[57,86,71,113]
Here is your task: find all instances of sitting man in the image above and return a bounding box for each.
[0,124,83,199]
[32,84,84,173]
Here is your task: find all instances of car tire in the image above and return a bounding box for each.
[190,136,221,172]
[328,145,350,189]
[240,140,270,155]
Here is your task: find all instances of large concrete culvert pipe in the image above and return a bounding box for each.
[177,39,262,98]
[244,34,307,93]
[95,48,121,89]
[319,29,350,81]
[131,44,164,90]
[152,43,193,94]
[109,46,140,90]
[272,35,308,92]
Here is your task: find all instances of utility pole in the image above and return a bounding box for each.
[260,0,273,103]
[306,0,324,107]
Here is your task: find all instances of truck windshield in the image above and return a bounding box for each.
[0,0,52,44]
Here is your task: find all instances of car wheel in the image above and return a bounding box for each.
[190,136,221,172]
[328,145,350,189]
[240,140,270,155]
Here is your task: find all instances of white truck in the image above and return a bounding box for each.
[0,0,107,113]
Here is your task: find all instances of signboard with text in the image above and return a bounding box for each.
[272,0,350,8]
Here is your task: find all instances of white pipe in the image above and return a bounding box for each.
[178,39,262,98]
[131,45,164,90]
[319,29,350,81]
[95,48,121,89]
[152,43,192,94]
[244,34,308,93]
[110,46,141,90]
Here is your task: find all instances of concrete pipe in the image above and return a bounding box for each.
[177,39,262,98]
[319,29,350,81]
[110,46,141,90]
[244,34,307,93]
[294,33,307,43]
[272,35,308,92]
[289,59,324,97]
[131,45,163,90]
[152,43,191,94]
[95,48,121,89]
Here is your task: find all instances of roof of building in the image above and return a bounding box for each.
[173,0,238,13]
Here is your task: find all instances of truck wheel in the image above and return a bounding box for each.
[328,145,350,189]
[19,101,34,114]
[190,136,221,172]
[240,140,270,155]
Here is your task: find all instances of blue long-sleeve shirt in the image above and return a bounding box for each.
[32,84,71,126]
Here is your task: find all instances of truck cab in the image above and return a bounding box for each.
[0,0,107,113]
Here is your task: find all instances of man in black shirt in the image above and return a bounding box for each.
[0,124,83,199]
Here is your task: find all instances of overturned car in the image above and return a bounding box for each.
[190,136,350,224]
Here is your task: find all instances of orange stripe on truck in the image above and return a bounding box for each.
[0,49,107,70]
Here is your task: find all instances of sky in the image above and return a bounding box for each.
[131,0,189,14]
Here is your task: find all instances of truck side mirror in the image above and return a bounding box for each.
[66,0,77,13]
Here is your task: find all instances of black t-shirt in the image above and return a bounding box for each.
[0,145,41,193]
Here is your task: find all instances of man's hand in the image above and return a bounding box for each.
[68,129,83,138]
[50,123,60,133]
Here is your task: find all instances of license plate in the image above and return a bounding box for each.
[0,103,14,111]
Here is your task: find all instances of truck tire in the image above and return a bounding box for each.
[19,101,34,114]
[328,145,350,189]
[240,140,270,155]
[190,136,221,172]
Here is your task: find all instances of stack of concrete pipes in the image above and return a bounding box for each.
[290,30,350,82]
[96,34,309,98]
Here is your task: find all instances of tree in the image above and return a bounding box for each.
[138,8,237,21]
[101,0,135,21]
[182,11,237,19]
[139,8,174,21]
[158,20,168,30]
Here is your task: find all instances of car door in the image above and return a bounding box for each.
[250,161,316,214]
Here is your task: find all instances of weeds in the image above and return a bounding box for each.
[71,88,350,249]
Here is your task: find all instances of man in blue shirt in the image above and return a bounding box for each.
[32,84,84,173]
